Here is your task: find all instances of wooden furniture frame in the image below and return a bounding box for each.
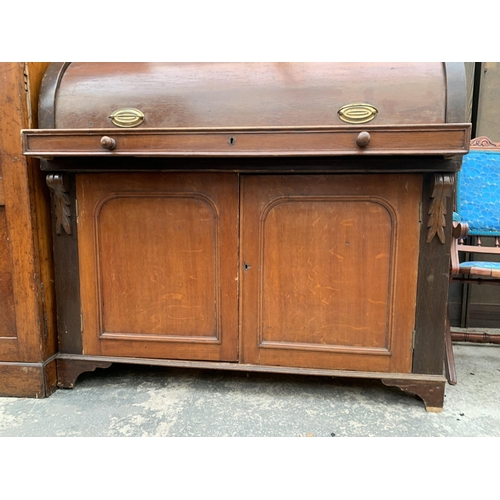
[21,63,471,411]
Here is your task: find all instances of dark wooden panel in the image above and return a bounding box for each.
[47,173,83,354]
[39,155,465,174]
[56,358,112,389]
[448,279,465,327]
[412,174,454,375]
[241,173,421,373]
[0,207,17,338]
[38,63,70,129]
[44,357,58,397]
[78,172,239,361]
[32,164,58,360]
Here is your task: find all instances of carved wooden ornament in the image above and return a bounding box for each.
[470,136,500,148]
[46,174,71,235]
[427,174,453,244]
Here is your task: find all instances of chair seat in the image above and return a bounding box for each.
[459,260,500,277]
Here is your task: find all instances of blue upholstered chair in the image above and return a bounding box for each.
[446,137,500,384]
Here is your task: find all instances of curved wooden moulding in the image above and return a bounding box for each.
[382,378,446,412]
[56,358,112,389]
[22,124,471,159]
[470,136,500,148]
[55,354,446,411]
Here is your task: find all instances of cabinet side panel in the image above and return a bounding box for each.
[0,62,51,363]
[413,174,452,374]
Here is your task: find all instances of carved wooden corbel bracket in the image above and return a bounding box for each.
[427,174,454,244]
[46,174,72,235]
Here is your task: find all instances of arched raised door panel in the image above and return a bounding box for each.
[240,174,421,373]
[76,172,239,361]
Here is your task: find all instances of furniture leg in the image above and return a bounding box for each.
[382,378,446,412]
[56,359,112,389]
[445,312,457,385]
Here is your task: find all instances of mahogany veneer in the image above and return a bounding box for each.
[22,62,471,411]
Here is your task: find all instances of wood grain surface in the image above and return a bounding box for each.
[26,62,465,405]
[0,62,48,362]
[77,172,239,361]
[49,63,448,129]
[240,173,422,372]
[0,208,17,338]
[0,62,58,399]
[22,124,471,158]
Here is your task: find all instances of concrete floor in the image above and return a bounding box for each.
[0,343,499,437]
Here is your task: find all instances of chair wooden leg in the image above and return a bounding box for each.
[444,312,457,385]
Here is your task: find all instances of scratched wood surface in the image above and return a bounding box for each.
[0,208,17,338]
[77,172,239,361]
[50,63,447,129]
[22,124,471,159]
[240,174,422,372]
[0,62,51,362]
[75,171,422,372]
[0,61,59,397]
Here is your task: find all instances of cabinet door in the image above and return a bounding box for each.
[77,172,239,361]
[240,174,421,373]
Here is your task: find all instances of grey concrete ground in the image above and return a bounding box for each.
[0,342,499,437]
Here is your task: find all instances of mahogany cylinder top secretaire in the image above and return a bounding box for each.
[22,63,470,410]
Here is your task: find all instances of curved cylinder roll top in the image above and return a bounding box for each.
[39,62,462,129]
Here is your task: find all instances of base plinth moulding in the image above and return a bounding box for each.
[55,354,446,412]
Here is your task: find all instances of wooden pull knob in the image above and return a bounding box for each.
[100,136,116,150]
[356,131,371,148]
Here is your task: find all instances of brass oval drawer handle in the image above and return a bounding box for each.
[356,131,371,148]
[100,136,116,150]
